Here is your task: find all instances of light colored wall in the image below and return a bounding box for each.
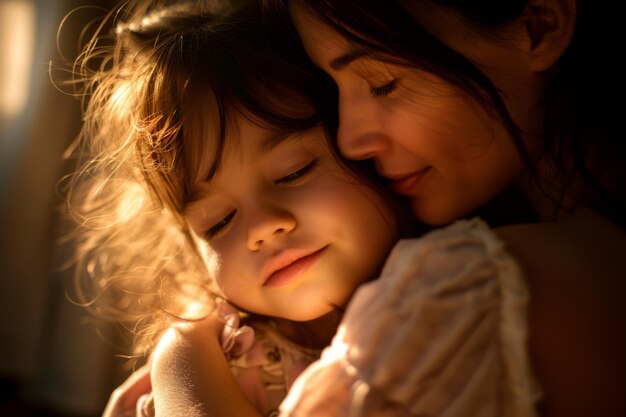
[0,0,129,413]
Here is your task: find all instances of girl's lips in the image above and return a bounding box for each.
[389,167,431,195]
[263,246,328,288]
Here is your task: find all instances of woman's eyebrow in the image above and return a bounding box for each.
[330,50,366,70]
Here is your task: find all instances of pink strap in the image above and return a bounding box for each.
[218,302,255,357]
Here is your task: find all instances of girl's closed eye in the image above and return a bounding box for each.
[276,159,318,185]
[205,210,236,239]
[202,160,317,240]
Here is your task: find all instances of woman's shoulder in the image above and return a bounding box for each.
[403,208,626,291]
[493,207,626,276]
[492,208,626,322]
[494,209,626,417]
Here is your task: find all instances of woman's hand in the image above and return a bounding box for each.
[102,363,152,417]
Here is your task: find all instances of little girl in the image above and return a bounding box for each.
[67,0,402,415]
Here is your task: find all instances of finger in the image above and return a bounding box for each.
[137,393,154,417]
[118,364,153,409]
[102,364,152,416]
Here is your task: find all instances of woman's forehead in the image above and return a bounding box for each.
[290,3,349,66]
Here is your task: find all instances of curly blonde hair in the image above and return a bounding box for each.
[63,0,340,356]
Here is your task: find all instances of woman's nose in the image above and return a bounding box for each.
[337,94,389,161]
[246,205,297,251]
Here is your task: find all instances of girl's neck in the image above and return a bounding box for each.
[273,309,343,350]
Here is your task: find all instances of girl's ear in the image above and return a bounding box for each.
[522,0,577,72]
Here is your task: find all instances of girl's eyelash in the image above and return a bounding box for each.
[276,159,318,184]
[369,78,399,97]
[202,160,317,239]
[205,210,236,239]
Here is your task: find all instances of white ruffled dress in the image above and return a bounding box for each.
[279,218,542,417]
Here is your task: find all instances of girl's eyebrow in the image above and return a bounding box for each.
[185,131,305,211]
[259,131,301,153]
[186,186,215,209]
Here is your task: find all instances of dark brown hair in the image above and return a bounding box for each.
[264,0,625,227]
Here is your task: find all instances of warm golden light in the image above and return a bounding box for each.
[0,0,35,118]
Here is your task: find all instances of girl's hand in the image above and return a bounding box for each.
[100,310,224,417]
[151,308,262,417]
[101,304,244,417]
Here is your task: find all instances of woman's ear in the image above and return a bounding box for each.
[523,0,577,72]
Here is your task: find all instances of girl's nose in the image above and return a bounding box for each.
[246,205,297,251]
[336,95,389,161]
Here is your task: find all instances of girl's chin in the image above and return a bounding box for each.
[283,304,338,323]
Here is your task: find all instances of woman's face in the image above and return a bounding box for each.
[291,4,543,225]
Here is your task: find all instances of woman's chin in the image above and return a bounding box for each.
[410,200,455,226]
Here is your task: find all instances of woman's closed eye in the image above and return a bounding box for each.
[369,78,399,97]
[205,210,236,239]
[275,159,318,185]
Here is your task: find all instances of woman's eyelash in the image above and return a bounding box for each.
[369,78,399,97]
[276,160,318,184]
[205,210,236,239]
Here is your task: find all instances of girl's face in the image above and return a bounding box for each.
[291,4,543,225]
[185,115,397,321]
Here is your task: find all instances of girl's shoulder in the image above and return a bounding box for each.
[494,209,626,416]
[388,217,518,281]
[346,214,625,415]
[295,218,542,416]
[379,217,529,323]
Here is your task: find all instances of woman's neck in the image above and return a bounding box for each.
[517,162,583,224]
[470,184,539,227]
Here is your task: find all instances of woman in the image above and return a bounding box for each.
[277,1,626,416]
[104,0,625,416]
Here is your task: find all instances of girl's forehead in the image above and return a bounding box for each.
[227,115,311,158]
[188,112,324,188]
[183,124,327,219]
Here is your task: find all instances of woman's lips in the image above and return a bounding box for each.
[388,167,431,195]
[263,246,328,288]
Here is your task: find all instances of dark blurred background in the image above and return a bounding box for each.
[1,1,132,416]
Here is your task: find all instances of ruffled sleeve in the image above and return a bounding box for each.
[280,218,542,417]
